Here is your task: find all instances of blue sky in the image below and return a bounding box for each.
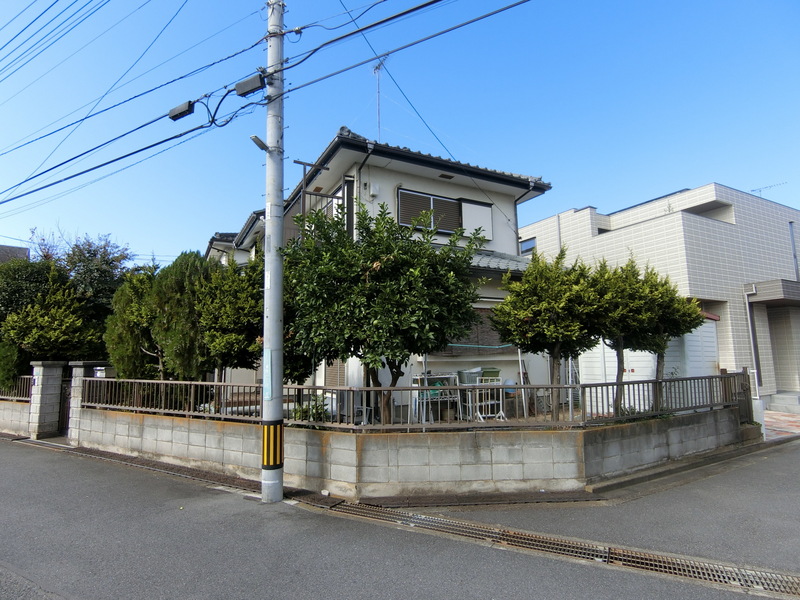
[0,0,797,264]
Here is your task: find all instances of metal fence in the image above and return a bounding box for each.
[83,378,263,422]
[80,372,750,429]
[0,375,32,402]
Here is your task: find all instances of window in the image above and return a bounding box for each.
[398,189,462,232]
[519,237,536,255]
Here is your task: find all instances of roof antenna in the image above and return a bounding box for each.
[373,58,386,143]
[750,182,787,197]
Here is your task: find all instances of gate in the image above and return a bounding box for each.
[58,377,71,434]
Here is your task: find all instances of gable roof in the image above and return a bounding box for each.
[286,127,551,209]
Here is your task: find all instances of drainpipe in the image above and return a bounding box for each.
[790,221,799,281]
[744,285,764,431]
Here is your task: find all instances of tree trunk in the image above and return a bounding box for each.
[652,351,665,412]
[614,337,625,415]
[549,345,561,419]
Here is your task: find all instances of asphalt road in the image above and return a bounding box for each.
[1,437,797,600]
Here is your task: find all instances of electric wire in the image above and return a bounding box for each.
[0,0,59,57]
[0,114,169,197]
[337,0,521,233]
[3,0,191,202]
[0,0,113,85]
[0,90,261,207]
[0,1,38,38]
[279,0,444,74]
[294,0,388,32]
[0,0,531,211]
[0,129,213,221]
[0,38,264,157]
[0,0,96,74]
[279,0,531,97]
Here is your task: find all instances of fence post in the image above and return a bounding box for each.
[28,361,67,439]
[67,361,108,446]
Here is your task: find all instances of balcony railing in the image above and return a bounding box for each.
[81,373,751,429]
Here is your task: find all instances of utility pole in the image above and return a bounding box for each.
[261,0,285,503]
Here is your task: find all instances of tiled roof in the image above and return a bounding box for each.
[338,127,550,189]
[471,249,529,274]
[0,245,29,262]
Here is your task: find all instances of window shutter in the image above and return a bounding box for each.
[432,197,462,232]
[398,190,431,226]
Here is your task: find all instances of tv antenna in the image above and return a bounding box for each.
[373,58,386,143]
[750,182,787,197]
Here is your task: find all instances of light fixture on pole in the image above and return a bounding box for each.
[250,135,268,152]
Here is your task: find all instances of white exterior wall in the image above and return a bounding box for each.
[355,165,520,255]
[520,184,800,395]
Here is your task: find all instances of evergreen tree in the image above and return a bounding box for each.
[491,248,599,385]
[283,203,483,423]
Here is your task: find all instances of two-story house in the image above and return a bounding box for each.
[206,126,552,391]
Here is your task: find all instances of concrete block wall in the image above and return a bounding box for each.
[582,409,741,481]
[72,409,261,481]
[287,408,748,501]
[285,429,585,499]
[0,400,30,436]
[62,404,747,501]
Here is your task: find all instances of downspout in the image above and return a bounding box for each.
[789,221,799,281]
[743,285,763,425]
[356,141,375,210]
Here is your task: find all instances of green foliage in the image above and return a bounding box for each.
[0,234,132,375]
[492,248,599,383]
[282,203,483,395]
[104,265,163,379]
[1,280,100,360]
[197,251,264,373]
[0,339,30,389]
[64,234,133,325]
[0,258,68,322]
[291,395,331,422]
[150,251,213,381]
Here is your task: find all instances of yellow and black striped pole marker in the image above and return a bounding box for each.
[262,419,284,470]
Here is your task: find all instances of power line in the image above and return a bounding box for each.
[0,0,59,57]
[338,0,523,233]
[293,0,388,32]
[0,113,169,197]
[281,0,531,96]
[0,128,213,221]
[0,38,264,158]
[0,0,113,85]
[280,0,445,74]
[0,1,38,38]
[3,0,190,202]
[0,0,98,74]
[0,90,261,207]
[0,0,531,211]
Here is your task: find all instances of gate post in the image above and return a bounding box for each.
[29,361,67,439]
[67,361,108,446]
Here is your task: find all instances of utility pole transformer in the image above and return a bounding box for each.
[261,0,285,503]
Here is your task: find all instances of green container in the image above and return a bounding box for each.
[481,367,501,379]
[457,370,480,385]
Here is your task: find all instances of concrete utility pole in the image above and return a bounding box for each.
[261,0,285,503]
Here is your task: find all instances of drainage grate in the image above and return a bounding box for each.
[332,503,800,597]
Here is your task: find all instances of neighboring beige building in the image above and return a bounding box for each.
[519,183,800,413]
